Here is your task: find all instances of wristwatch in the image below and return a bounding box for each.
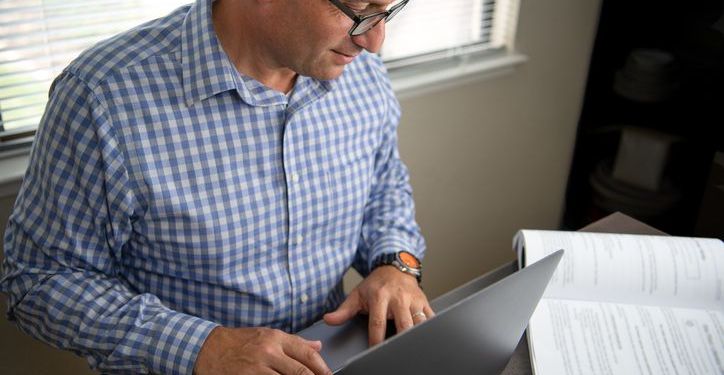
[372,250,422,283]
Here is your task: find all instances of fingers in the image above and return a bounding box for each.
[392,299,414,333]
[280,335,332,375]
[410,303,435,325]
[305,338,322,352]
[424,304,436,319]
[194,327,330,375]
[272,357,313,375]
[323,292,361,326]
[372,299,435,345]
[411,309,427,323]
[367,296,389,346]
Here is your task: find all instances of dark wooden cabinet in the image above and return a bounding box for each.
[562,0,724,236]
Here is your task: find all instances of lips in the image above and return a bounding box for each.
[331,49,359,65]
[333,50,359,58]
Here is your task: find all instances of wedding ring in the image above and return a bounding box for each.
[412,311,427,320]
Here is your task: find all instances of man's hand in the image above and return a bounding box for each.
[323,266,435,346]
[194,326,332,375]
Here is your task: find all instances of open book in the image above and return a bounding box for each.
[514,230,724,375]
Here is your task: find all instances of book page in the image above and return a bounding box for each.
[528,299,724,375]
[515,230,724,309]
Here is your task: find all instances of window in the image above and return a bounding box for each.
[0,0,183,152]
[0,0,518,153]
[382,0,504,67]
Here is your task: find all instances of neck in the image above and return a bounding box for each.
[211,0,297,93]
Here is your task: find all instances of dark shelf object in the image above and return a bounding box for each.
[562,0,724,236]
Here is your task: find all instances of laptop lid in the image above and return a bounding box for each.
[299,249,563,374]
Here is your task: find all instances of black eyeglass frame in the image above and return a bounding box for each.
[328,0,410,36]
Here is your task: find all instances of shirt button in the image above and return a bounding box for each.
[300,293,309,303]
[295,235,304,245]
[290,173,300,183]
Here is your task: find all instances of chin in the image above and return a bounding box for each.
[309,67,346,81]
[300,57,347,81]
[324,68,346,80]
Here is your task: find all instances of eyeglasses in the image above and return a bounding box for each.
[328,0,409,36]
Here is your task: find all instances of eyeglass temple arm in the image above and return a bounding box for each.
[328,0,361,21]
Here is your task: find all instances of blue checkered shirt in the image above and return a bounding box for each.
[0,0,424,373]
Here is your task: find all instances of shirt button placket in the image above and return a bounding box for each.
[286,167,304,330]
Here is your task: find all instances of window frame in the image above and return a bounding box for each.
[0,0,524,158]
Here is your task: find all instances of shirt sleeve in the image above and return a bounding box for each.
[0,71,218,374]
[353,56,426,276]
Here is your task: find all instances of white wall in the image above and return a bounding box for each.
[397,0,602,298]
[0,0,601,372]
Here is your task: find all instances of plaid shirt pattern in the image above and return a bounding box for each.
[0,0,424,373]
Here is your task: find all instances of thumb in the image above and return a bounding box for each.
[324,292,362,325]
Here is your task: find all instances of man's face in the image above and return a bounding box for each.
[268,0,390,80]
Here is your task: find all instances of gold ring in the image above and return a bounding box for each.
[412,311,427,320]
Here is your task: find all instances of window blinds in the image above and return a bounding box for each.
[382,0,498,65]
[0,0,510,144]
[0,0,182,139]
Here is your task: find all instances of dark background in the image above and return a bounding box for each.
[562,0,724,237]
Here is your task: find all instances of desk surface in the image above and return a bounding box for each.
[498,212,664,375]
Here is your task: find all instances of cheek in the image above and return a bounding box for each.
[307,27,349,57]
[317,11,353,42]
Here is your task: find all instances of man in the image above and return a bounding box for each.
[0,0,431,374]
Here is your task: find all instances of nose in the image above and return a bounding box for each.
[350,21,386,53]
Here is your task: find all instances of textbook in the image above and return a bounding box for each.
[514,230,724,375]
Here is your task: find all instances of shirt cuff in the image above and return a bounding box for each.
[143,312,219,375]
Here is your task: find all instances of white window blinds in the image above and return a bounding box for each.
[0,0,515,148]
[0,0,182,144]
[382,0,498,64]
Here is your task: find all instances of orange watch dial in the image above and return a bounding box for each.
[399,251,420,269]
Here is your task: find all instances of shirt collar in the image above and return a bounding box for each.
[180,0,333,108]
[181,0,238,106]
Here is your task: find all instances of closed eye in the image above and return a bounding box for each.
[344,1,388,15]
[345,2,369,13]
[340,0,393,17]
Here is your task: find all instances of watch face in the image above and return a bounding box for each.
[398,251,420,269]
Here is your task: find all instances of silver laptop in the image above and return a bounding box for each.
[299,249,563,374]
